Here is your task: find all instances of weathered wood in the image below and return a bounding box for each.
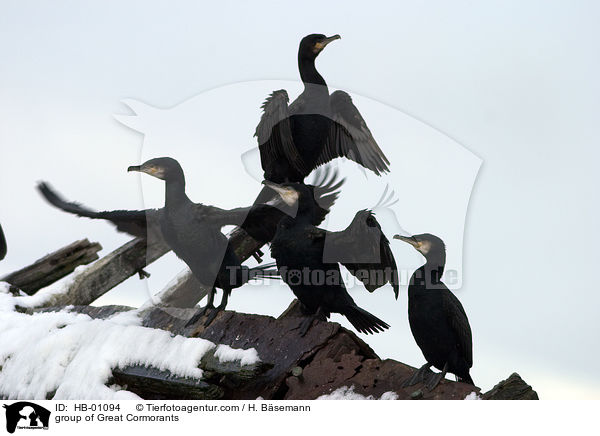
[1,239,102,295]
[148,227,263,309]
[111,366,224,400]
[33,237,169,308]
[145,270,206,309]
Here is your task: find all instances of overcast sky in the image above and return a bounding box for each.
[1,1,599,399]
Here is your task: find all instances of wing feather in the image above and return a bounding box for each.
[323,210,399,297]
[255,90,307,176]
[37,182,160,238]
[317,90,390,175]
[442,292,473,367]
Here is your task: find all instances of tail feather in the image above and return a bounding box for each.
[343,305,390,335]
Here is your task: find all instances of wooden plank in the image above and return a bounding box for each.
[33,237,169,308]
[1,239,102,295]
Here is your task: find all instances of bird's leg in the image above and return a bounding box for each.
[424,362,448,391]
[203,289,230,327]
[137,269,151,279]
[402,363,433,388]
[199,287,216,315]
[297,307,327,337]
[184,287,216,327]
[297,317,314,337]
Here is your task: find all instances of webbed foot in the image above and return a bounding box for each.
[185,304,214,327]
[402,363,433,388]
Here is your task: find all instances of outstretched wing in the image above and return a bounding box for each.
[324,210,399,298]
[442,290,473,367]
[317,90,390,175]
[0,223,6,261]
[255,90,307,177]
[37,182,161,238]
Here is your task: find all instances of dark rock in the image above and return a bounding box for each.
[47,304,537,400]
[482,373,539,400]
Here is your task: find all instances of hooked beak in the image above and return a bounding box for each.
[394,234,421,249]
[315,34,341,50]
[127,164,164,179]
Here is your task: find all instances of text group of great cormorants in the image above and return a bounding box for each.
[23,34,473,390]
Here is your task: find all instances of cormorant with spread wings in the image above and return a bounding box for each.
[256,34,391,183]
[262,181,398,336]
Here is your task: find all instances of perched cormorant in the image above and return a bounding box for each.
[0,223,6,261]
[38,158,343,326]
[263,181,398,336]
[394,233,474,389]
[256,34,390,183]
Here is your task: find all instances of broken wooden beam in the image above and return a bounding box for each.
[1,239,102,295]
[33,236,169,308]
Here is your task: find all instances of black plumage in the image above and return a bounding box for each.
[263,181,398,336]
[37,157,342,326]
[395,233,474,390]
[0,223,6,261]
[256,34,390,183]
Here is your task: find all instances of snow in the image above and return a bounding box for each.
[0,287,261,400]
[464,392,482,400]
[214,344,260,366]
[317,386,399,400]
[0,265,90,311]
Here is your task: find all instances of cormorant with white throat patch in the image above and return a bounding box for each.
[394,233,474,390]
[256,33,390,184]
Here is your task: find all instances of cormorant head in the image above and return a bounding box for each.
[394,233,446,261]
[262,180,316,217]
[127,157,184,182]
[299,34,341,59]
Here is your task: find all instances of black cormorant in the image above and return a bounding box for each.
[256,34,390,183]
[263,181,398,335]
[38,158,342,326]
[0,223,6,261]
[394,233,474,390]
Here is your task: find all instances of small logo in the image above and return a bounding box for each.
[3,402,50,433]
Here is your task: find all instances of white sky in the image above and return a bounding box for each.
[1,0,599,399]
